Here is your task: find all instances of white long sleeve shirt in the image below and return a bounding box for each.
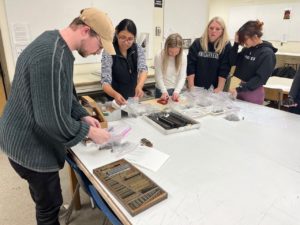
[154,51,187,93]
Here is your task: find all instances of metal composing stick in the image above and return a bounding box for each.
[128,187,161,209]
[105,163,131,177]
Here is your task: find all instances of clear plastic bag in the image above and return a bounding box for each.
[223,113,241,121]
[108,123,131,143]
[97,123,131,151]
[125,97,159,117]
[111,141,139,156]
[180,88,240,116]
[223,103,242,122]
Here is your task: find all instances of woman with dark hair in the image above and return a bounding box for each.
[229,20,277,105]
[101,19,148,105]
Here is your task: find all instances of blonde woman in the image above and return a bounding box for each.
[187,17,231,93]
[154,33,187,101]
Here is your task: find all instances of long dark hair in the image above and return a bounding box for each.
[237,20,264,45]
[114,19,137,42]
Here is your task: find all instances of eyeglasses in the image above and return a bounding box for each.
[118,35,135,43]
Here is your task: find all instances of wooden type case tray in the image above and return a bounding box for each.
[93,159,168,216]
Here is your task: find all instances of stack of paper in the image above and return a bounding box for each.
[124,146,169,172]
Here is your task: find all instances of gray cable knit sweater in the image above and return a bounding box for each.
[0,30,89,172]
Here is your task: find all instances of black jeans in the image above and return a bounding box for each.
[289,106,300,115]
[9,158,63,225]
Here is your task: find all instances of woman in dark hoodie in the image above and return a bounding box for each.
[229,20,277,105]
[187,17,231,93]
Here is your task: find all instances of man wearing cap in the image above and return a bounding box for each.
[0,8,114,225]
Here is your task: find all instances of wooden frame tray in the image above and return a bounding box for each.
[93,159,168,216]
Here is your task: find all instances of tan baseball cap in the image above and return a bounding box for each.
[79,8,115,55]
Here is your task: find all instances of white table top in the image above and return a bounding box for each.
[71,101,300,225]
[276,52,300,57]
[264,76,293,93]
[73,68,155,94]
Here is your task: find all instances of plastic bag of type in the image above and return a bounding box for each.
[108,122,139,156]
[96,101,122,122]
[108,123,132,143]
[222,101,242,122]
[125,97,159,117]
[97,123,132,151]
[223,111,244,122]
[209,90,240,115]
[190,86,215,107]
[111,141,139,157]
[124,97,141,117]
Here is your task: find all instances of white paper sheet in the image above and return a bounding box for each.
[124,146,169,172]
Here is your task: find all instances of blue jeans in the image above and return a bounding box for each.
[9,158,62,225]
[155,88,175,98]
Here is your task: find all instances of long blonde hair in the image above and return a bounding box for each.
[200,17,229,54]
[162,33,183,75]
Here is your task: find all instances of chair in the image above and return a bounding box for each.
[224,76,241,92]
[223,66,241,92]
[264,87,283,109]
[62,154,122,225]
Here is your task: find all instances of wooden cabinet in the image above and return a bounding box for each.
[275,53,300,70]
[0,72,7,116]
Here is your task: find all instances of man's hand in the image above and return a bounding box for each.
[88,127,111,144]
[81,116,100,128]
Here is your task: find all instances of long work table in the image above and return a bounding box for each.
[73,68,155,95]
[264,76,293,94]
[70,100,300,225]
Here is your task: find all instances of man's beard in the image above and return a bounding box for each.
[78,48,88,58]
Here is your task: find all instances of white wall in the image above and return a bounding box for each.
[209,0,300,53]
[2,0,158,82]
[0,0,210,84]
[164,0,209,42]
[4,0,156,65]
[2,0,298,83]
[0,0,14,86]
